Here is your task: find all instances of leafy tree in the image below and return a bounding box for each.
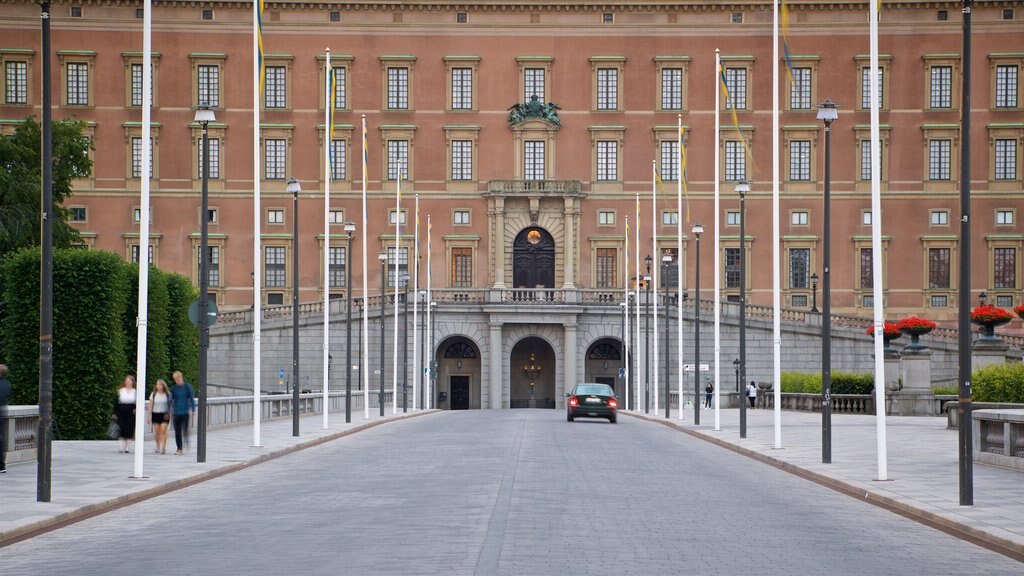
[0,117,93,256]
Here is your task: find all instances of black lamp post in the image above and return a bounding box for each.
[733,358,740,394]
[378,252,388,417]
[401,273,409,413]
[978,291,987,306]
[644,254,653,414]
[692,222,703,424]
[810,272,819,313]
[37,0,54,502]
[958,0,974,506]
[287,177,302,437]
[419,289,427,409]
[195,102,215,459]
[737,180,748,439]
[662,252,673,419]
[817,98,838,463]
[344,220,356,423]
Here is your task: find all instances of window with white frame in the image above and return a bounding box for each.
[267,209,284,224]
[328,210,345,224]
[332,66,347,109]
[862,211,873,226]
[197,64,219,108]
[524,141,545,180]
[451,139,472,181]
[660,141,679,181]
[995,139,1017,180]
[724,67,747,110]
[791,211,808,226]
[725,141,746,181]
[929,65,953,109]
[790,67,812,110]
[860,139,875,181]
[264,139,286,180]
[524,68,545,101]
[131,137,153,179]
[598,210,615,226]
[994,247,1017,289]
[597,141,617,181]
[132,245,154,265]
[661,68,682,110]
[930,210,949,225]
[789,140,811,181]
[996,209,1015,225]
[4,61,28,105]
[995,64,1018,108]
[196,245,220,287]
[264,65,286,109]
[662,211,679,226]
[597,68,618,110]
[789,248,810,289]
[451,67,472,110]
[387,140,409,180]
[66,62,89,105]
[129,62,153,107]
[265,246,286,287]
[454,209,470,225]
[329,139,346,180]
[726,211,740,226]
[386,246,409,287]
[860,66,883,109]
[69,207,87,222]
[328,246,346,288]
[929,139,952,180]
[388,210,407,225]
[387,67,409,109]
[725,248,741,288]
[197,137,220,179]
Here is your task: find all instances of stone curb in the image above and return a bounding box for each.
[0,410,440,548]
[626,411,1024,563]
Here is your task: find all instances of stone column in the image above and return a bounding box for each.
[489,322,503,408]
[562,197,576,290]
[972,340,1010,369]
[563,322,578,408]
[493,198,506,289]
[899,348,933,416]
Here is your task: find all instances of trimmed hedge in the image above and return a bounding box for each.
[972,363,1024,404]
[165,273,199,386]
[124,264,171,395]
[780,371,874,395]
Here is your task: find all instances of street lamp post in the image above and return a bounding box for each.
[810,272,819,313]
[419,290,427,409]
[662,253,672,419]
[733,358,740,396]
[817,98,838,463]
[692,222,703,424]
[402,273,409,413]
[737,180,749,439]
[344,221,356,423]
[378,252,388,417]
[978,291,987,306]
[644,254,653,414]
[194,102,215,461]
[429,301,437,408]
[287,177,302,437]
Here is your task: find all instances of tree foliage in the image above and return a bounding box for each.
[0,117,93,256]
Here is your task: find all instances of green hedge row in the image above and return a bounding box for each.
[780,371,875,395]
[972,363,1024,403]
[0,248,198,439]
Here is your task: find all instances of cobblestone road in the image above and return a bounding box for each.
[4,410,1022,575]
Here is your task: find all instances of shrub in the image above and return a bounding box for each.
[780,371,874,395]
[164,273,199,386]
[932,386,958,395]
[971,363,1024,404]
[123,264,171,395]
[781,371,820,393]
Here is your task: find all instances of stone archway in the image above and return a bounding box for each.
[435,336,482,410]
[509,336,556,408]
[584,338,625,399]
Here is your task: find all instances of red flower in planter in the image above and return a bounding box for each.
[970,305,1013,325]
[1014,304,1024,320]
[897,316,936,336]
[866,322,901,339]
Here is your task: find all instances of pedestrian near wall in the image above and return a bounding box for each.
[170,371,196,455]
[148,379,172,454]
[704,380,714,409]
[114,375,138,453]
[747,381,757,409]
[0,364,11,473]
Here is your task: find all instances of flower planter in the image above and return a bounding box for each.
[897,316,936,353]
[971,305,1013,345]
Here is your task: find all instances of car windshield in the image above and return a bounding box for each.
[574,385,613,396]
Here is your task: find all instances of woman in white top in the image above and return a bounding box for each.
[114,375,137,453]
[148,379,172,454]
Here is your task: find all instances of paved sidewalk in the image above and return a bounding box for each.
[0,407,434,545]
[630,406,1024,560]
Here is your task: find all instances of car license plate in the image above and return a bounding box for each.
[586,397,602,404]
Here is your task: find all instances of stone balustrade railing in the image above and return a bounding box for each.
[0,405,40,464]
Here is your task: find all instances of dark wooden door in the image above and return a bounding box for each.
[450,376,470,410]
[513,227,555,289]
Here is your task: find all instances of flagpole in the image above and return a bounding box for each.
[133,0,153,478]
[252,0,265,445]
[392,173,402,414]
[772,1,783,448]
[624,216,630,411]
[635,191,641,413]
[426,215,433,409]
[869,0,888,481]
[322,48,332,429]
[713,49,722,431]
[413,194,420,411]
[651,161,659,415]
[677,114,685,421]
[361,115,370,420]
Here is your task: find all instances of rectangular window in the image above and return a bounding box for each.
[198,137,220,179]
[597,68,618,110]
[264,139,286,180]
[329,139,346,181]
[267,209,284,224]
[265,246,286,287]
[996,294,1014,307]
[131,137,153,179]
[789,140,810,181]
[929,139,951,180]
[388,210,407,225]
[66,62,89,105]
[131,245,153,265]
[928,248,950,289]
[994,247,1016,289]
[454,209,470,225]
[70,207,87,221]
[387,140,409,181]
[332,66,347,109]
[790,67,811,110]
[197,64,219,107]
[792,294,808,308]
[726,211,740,226]
[861,66,883,109]
[930,65,952,109]
[596,248,617,289]
[995,139,1017,180]
[995,64,1018,108]
[387,67,409,109]
[789,248,810,289]
[328,210,345,224]
[860,248,873,289]
[660,141,679,181]
[662,211,679,226]
[931,294,948,308]
[930,210,949,225]
[4,61,28,104]
[661,68,682,110]
[725,141,746,181]
[451,67,472,110]
[524,141,545,180]
[451,140,472,181]
[598,210,615,226]
[860,139,875,181]
[996,210,1015,225]
[329,246,346,288]
[387,246,410,288]
[791,211,808,226]
[524,68,545,101]
[452,247,472,288]
[863,211,873,226]
[596,141,617,181]
[196,246,220,287]
[264,65,286,109]
[725,248,741,288]
[724,67,747,110]
[129,62,153,107]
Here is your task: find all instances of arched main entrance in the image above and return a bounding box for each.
[436,337,482,410]
[585,338,626,400]
[513,227,555,290]
[509,336,556,408]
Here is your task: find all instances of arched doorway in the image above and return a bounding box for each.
[436,337,482,410]
[585,338,626,400]
[513,227,555,290]
[510,336,556,408]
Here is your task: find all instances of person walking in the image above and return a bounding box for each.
[169,371,196,455]
[114,375,138,453]
[148,379,172,454]
[747,380,758,409]
[0,364,11,473]
[704,380,714,409]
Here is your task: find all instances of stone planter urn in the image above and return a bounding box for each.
[867,322,902,355]
[971,305,1013,345]
[897,316,936,354]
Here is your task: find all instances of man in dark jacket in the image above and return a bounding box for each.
[169,370,196,455]
[0,364,12,473]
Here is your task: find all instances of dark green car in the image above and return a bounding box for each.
[566,383,618,423]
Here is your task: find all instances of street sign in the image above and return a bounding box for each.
[683,363,710,372]
[187,298,219,327]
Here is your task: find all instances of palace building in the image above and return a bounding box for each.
[1,1,1022,408]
